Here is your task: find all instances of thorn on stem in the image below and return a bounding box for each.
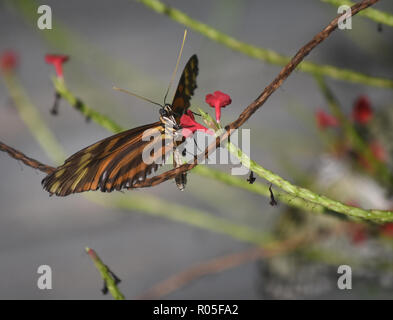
[101,265,122,295]
[50,92,61,115]
[75,98,90,122]
[190,111,201,117]
[247,171,256,184]
[101,280,109,295]
[75,98,83,111]
[107,266,122,285]
[269,184,278,206]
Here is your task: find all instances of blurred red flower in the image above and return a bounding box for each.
[0,50,19,72]
[315,109,338,129]
[353,95,372,124]
[370,141,387,163]
[45,54,69,78]
[205,91,232,123]
[180,110,214,138]
[380,223,393,238]
[348,224,367,245]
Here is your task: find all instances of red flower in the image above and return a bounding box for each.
[348,224,367,245]
[45,54,69,78]
[205,91,232,123]
[380,223,393,238]
[180,111,214,138]
[358,155,372,172]
[315,109,338,129]
[352,229,367,245]
[353,95,372,124]
[370,141,387,163]
[0,50,18,72]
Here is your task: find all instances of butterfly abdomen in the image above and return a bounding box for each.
[175,173,187,191]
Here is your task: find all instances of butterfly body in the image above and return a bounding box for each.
[42,55,198,196]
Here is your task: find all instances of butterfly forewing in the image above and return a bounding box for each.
[171,54,198,122]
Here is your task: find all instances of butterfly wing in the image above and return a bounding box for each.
[42,122,174,196]
[43,56,199,196]
[171,54,198,122]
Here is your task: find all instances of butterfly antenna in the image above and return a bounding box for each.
[164,29,187,105]
[113,86,162,108]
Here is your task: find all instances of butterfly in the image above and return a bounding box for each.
[42,54,198,196]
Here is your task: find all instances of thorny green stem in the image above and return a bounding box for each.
[227,142,393,223]
[85,247,125,300]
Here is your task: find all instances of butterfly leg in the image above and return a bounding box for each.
[174,147,187,191]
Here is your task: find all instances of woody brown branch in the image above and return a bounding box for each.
[137,221,353,300]
[137,237,306,299]
[136,227,339,299]
[134,0,380,189]
[0,141,55,174]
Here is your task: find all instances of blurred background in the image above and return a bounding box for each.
[0,0,393,299]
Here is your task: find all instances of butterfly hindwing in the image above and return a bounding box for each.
[42,122,174,196]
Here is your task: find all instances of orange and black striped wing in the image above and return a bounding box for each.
[171,54,198,122]
[42,122,174,196]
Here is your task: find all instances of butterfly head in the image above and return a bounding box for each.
[160,104,173,117]
[160,104,181,131]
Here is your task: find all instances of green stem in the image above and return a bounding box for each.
[85,247,125,300]
[136,0,393,89]
[53,78,125,133]
[226,142,393,223]
[322,0,393,27]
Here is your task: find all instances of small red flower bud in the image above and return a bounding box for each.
[45,54,69,78]
[353,95,372,124]
[0,50,18,72]
[315,109,338,129]
[180,111,214,138]
[205,91,232,123]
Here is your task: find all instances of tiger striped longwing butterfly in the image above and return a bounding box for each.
[42,54,198,196]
